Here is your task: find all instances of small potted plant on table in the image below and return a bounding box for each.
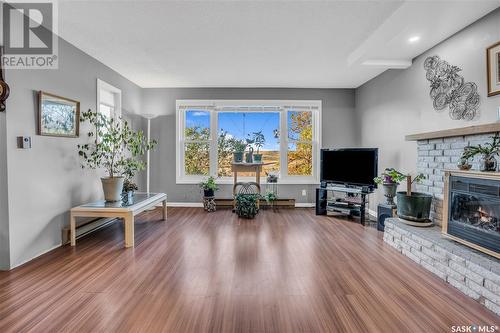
[122,179,138,203]
[251,131,265,163]
[232,140,247,163]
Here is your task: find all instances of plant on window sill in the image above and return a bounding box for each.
[250,131,266,163]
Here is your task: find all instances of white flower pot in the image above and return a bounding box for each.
[101,176,124,202]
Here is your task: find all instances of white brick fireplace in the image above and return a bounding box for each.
[383,124,500,316]
[414,130,499,226]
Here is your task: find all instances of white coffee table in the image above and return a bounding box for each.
[70,192,167,247]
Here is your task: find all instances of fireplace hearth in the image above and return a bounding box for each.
[444,171,500,258]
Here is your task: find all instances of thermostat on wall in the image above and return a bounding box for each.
[17,136,31,149]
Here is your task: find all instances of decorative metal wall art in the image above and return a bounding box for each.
[423,55,480,121]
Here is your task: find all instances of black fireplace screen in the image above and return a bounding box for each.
[450,193,500,234]
[447,176,500,255]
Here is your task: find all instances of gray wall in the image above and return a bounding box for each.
[355,8,500,213]
[4,38,143,268]
[142,88,357,203]
[0,109,9,270]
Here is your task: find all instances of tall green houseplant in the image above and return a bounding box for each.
[77,109,157,201]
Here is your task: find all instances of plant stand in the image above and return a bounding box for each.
[231,162,273,210]
[203,196,216,212]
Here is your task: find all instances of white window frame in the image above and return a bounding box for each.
[176,100,321,185]
[97,79,122,119]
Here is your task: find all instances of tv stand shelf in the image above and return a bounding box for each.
[315,187,371,225]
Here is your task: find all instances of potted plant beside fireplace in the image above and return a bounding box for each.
[77,109,157,202]
[374,168,407,206]
[396,174,432,226]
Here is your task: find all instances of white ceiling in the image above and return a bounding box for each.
[56,0,500,88]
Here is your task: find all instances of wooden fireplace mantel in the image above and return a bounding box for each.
[405,123,500,141]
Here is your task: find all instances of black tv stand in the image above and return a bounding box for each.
[315,186,371,225]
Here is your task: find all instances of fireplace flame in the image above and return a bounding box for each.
[478,206,494,224]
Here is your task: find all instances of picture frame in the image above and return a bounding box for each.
[486,41,500,97]
[38,91,80,137]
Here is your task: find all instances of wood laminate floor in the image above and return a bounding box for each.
[0,208,498,332]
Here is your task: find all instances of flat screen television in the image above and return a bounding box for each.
[321,148,378,189]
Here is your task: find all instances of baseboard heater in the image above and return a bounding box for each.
[214,198,296,208]
[62,217,117,245]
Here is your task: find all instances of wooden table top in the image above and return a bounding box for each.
[231,162,274,167]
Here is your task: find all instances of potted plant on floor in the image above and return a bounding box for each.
[461,133,499,172]
[396,174,431,225]
[235,193,260,218]
[200,176,218,197]
[262,190,277,210]
[232,140,247,163]
[251,131,265,163]
[374,168,407,206]
[77,109,157,202]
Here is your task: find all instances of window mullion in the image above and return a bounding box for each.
[210,110,218,177]
[280,109,288,179]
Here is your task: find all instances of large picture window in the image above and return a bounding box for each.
[176,100,321,184]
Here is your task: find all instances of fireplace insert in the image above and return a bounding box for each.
[445,175,500,257]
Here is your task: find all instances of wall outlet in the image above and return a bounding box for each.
[301,189,307,196]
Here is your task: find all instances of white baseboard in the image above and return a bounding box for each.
[10,243,62,270]
[368,209,377,218]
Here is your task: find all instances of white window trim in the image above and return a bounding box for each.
[97,79,122,118]
[176,100,322,185]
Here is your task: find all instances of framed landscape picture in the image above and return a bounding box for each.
[487,41,500,97]
[38,91,80,137]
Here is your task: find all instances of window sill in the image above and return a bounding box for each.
[176,177,319,185]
